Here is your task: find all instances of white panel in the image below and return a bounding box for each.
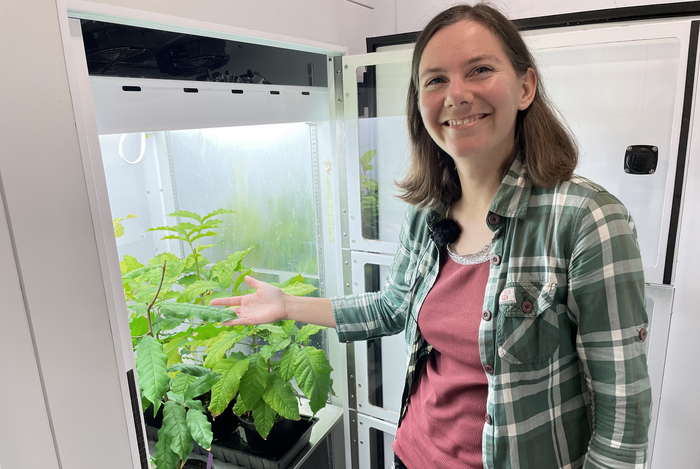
[524,22,690,284]
[352,252,407,424]
[91,77,331,135]
[651,41,700,468]
[0,2,137,468]
[0,191,61,469]
[349,0,375,8]
[357,413,398,469]
[343,49,413,255]
[643,285,673,468]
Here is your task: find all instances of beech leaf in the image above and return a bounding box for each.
[169,210,203,222]
[279,345,298,382]
[177,281,221,303]
[186,408,213,451]
[209,357,249,417]
[185,373,221,400]
[252,399,277,439]
[295,324,325,345]
[163,401,193,461]
[136,336,170,406]
[202,208,235,221]
[155,425,179,469]
[263,373,300,421]
[160,303,233,323]
[203,330,244,369]
[239,353,268,409]
[294,347,334,414]
[167,364,217,378]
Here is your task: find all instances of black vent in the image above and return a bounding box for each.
[79,19,328,86]
[84,27,152,74]
[156,39,229,77]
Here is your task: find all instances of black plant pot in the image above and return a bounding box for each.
[238,417,300,459]
[193,416,317,469]
[198,393,240,442]
[143,393,239,442]
[182,460,211,469]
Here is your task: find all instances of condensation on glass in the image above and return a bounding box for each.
[99,122,323,352]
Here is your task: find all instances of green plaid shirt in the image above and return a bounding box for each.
[332,157,652,469]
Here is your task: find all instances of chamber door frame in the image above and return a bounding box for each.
[342,49,413,256]
[644,284,674,468]
[357,413,399,469]
[351,251,407,425]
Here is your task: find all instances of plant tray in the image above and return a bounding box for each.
[146,416,318,469]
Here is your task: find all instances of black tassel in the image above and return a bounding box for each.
[430,218,461,248]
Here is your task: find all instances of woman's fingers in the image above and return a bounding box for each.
[209,296,243,306]
[221,318,246,326]
[244,275,261,288]
[208,276,285,325]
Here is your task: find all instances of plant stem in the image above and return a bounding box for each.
[189,240,201,280]
[146,260,167,337]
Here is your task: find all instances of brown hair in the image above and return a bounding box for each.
[397,3,578,208]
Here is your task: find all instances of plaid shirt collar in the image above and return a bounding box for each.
[426,155,533,231]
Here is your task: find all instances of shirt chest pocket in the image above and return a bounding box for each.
[496,282,560,365]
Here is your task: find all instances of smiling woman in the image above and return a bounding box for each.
[212,4,652,469]
[416,21,536,171]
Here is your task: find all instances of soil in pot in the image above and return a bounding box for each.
[238,415,309,460]
[183,460,214,469]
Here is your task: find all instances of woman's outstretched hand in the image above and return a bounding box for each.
[209,276,288,326]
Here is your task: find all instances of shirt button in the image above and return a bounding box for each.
[488,213,502,225]
[521,300,534,314]
[491,254,501,266]
[485,413,493,425]
[639,328,648,341]
[484,364,494,374]
[482,310,492,321]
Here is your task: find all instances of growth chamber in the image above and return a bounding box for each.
[56,3,700,469]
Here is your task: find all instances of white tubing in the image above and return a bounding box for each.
[118,132,146,165]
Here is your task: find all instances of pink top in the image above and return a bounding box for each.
[393,250,489,469]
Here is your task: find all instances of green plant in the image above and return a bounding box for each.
[360,149,379,239]
[116,209,332,468]
[192,274,335,439]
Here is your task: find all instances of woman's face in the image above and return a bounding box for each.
[417,20,536,164]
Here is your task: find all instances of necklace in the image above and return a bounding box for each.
[443,205,492,265]
[446,242,492,265]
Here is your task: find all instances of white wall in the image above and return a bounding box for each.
[0,0,136,467]
[0,187,61,469]
[375,0,691,37]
